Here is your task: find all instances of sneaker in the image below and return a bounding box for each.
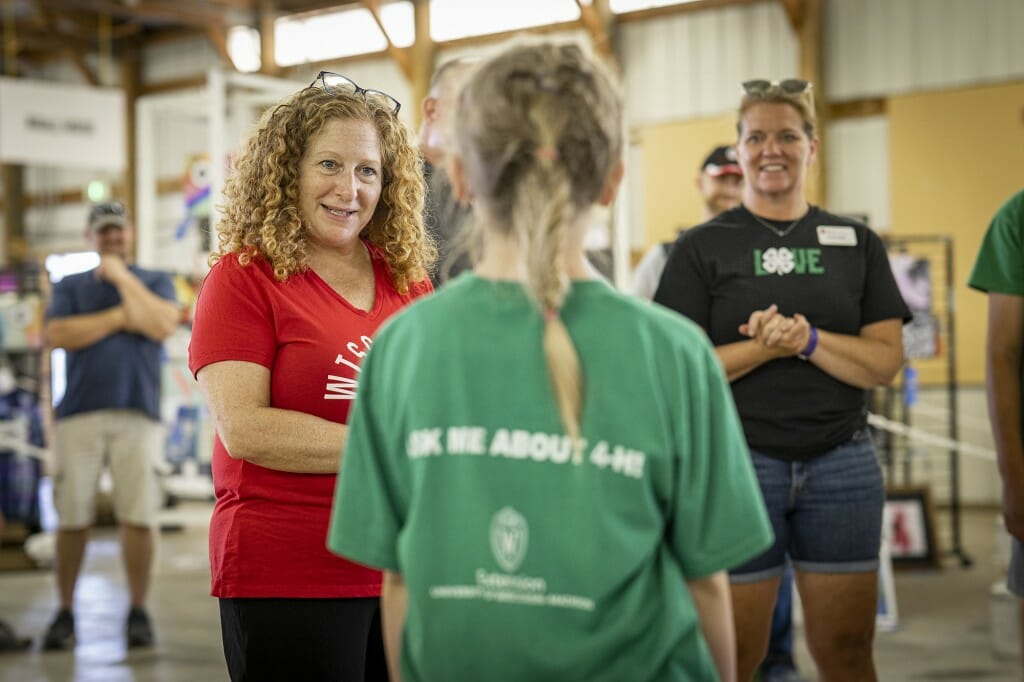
[125,607,154,648]
[0,619,31,653]
[41,608,75,651]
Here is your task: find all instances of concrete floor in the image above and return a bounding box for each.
[0,503,1019,681]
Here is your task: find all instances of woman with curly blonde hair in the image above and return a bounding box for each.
[189,73,434,682]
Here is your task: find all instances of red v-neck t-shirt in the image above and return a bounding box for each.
[189,245,431,598]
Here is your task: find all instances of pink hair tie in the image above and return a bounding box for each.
[544,308,560,321]
[535,147,559,162]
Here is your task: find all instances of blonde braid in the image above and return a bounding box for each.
[518,160,580,441]
[454,40,623,439]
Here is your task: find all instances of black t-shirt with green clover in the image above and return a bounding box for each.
[654,204,910,461]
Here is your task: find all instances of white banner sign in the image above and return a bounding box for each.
[0,77,125,171]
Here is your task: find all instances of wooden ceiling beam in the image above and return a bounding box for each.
[208,0,258,9]
[67,48,98,85]
[205,24,237,70]
[275,0,363,15]
[779,0,804,30]
[829,97,886,120]
[31,0,99,85]
[139,73,207,96]
[131,1,242,27]
[139,26,205,46]
[7,28,88,52]
[39,9,142,40]
[616,0,762,24]
[38,0,237,29]
[359,0,412,80]
[434,18,582,51]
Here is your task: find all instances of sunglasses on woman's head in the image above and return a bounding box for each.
[309,71,402,116]
[741,79,813,95]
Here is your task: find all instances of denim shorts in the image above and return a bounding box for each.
[730,428,885,583]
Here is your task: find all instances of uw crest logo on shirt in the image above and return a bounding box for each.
[753,247,825,276]
[490,507,528,573]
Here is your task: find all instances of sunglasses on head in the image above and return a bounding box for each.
[741,79,813,96]
[309,71,402,116]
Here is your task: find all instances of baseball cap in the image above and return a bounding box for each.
[87,201,128,232]
[701,145,742,177]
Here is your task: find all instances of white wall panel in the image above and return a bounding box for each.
[620,1,797,126]
[14,59,125,209]
[825,115,890,230]
[916,0,957,90]
[827,0,1024,101]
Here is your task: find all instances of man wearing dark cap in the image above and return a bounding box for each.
[41,201,179,651]
[630,144,743,299]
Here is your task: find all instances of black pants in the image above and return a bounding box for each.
[219,597,389,682]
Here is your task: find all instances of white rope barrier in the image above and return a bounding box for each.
[867,412,996,463]
[900,400,996,434]
[0,413,1000,466]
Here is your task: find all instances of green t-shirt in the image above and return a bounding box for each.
[328,274,773,682]
[969,189,1024,422]
[971,190,1024,296]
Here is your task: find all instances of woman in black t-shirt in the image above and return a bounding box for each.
[655,80,910,682]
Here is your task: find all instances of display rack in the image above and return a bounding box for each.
[875,234,971,568]
[0,260,48,569]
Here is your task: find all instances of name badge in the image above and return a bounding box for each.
[817,225,857,247]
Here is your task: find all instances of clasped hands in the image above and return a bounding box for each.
[738,303,813,358]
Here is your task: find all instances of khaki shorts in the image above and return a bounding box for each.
[53,410,165,529]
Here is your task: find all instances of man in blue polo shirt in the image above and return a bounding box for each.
[41,201,179,651]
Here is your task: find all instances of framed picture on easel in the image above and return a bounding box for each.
[884,486,940,569]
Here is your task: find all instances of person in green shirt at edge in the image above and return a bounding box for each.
[327,39,773,682]
[970,188,1024,673]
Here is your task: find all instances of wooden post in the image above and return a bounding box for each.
[2,164,25,265]
[259,0,279,76]
[2,0,15,77]
[575,0,617,67]
[410,0,434,129]
[122,38,141,260]
[795,0,826,207]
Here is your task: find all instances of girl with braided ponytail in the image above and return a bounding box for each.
[329,40,772,682]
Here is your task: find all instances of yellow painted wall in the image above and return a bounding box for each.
[890,80,1024,385]
[636,113,737,249]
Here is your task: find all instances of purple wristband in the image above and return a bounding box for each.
[799,326,818,359]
